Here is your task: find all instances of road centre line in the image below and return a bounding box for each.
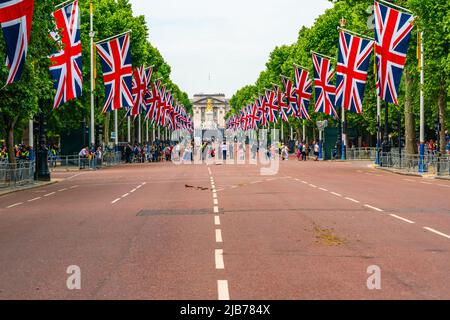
[214,199,218,205]
[331,192,342,197]
[44,192,56,197]
[309,184,317,188]
[214,206,219,213]
[28,197,41,202]
[111,198,121,204]
[122,193,129,198]
[215,216,221,226]
[217,280,230,300]
[319,188,328,192]
[215,249,225,269]
[58,188,68,192]
[216,229,223,243]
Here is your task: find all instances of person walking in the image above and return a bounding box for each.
[221,142,227,162]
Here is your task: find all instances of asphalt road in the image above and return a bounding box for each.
[0,158,449,300]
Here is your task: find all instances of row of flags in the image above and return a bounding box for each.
[0,0,193,132]
[227,0,414,132]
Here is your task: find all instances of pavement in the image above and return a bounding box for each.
[0,157,449,300]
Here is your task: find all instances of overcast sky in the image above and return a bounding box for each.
[128,0,333,98]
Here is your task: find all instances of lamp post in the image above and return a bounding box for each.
[36,103,50,182]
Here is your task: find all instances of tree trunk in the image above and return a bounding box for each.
[7,125,16,165]
[438,83,446,154]
[404,70,416,154]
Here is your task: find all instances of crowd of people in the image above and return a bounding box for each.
[123,141,175,164]
[1,144,61,163]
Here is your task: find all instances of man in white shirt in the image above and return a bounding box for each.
[221,142,227,161]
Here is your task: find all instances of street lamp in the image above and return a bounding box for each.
[36,101,50,182]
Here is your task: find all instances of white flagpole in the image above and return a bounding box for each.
[146,120,149,142]
[29,119,34,148]
[127,117,131,143]
[419,31,425,173]
[302,120,306,142]
[138,114,142,143]
[114,109,118,147]
[89,0,95,147]
[153,125,156,142]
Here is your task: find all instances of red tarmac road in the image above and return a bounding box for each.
[0,158,449,300]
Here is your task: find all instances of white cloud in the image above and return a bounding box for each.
[129,0,333,98]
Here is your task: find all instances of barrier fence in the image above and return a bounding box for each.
[0,161,35,189]
[1,152,123,189]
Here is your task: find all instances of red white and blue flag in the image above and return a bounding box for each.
[128,66,148,117]
[312,53,338,118]
[374,0,414,105]
[264,90,278,123]
[293,66,312,120]
[145,80,160,122]
[257,95,268,127]
[336,30,374,114]
[49,0,82,110]
[0,0,35,85]
[274,84,290,122]
[96,33,133,113]
[281,76,296,120]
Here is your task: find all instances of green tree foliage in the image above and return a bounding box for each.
[0,0,190,157]
[230,0,449,148]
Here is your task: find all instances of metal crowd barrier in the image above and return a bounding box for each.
[378,152,450,176]
[47,152,123,170]
[346,148,377,161]
[0,161,35,189]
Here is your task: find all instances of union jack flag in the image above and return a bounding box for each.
[0,0,34,85]
[257,95,268,127]
[274,84,290,122]
[49,1,82,110]
[374,0,414,105]
[146,79,161,122]
[128,66,148,117]
[281,76,298,119]
[96,33,133,113]
[336,31,374,114]
[264,90,278,123]
[312,53,338,118]
[293,66,312,120]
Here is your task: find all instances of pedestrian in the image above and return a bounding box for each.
[79,147,88,169]
[314,142,320,161]
[221,142,227,161]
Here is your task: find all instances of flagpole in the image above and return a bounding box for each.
[341,106,346,160]
[418,31,425,173]
[303,120,306,143]
[127,117,131,143]
[89,0,95,148]
[146,119,149,142]
[376,95,381,165]
[138,114,142,143]
[114,109,118,148]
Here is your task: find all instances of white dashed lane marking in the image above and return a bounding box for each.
[390,214,415,224]
[216,229,223,243]
[215,249,225,269]
[215,216,221,226]
[111,198,121,204]
[7,203,23,209]
[44,192,56,197]
[424,227,450,240]
[364,204,384,212]
[217,280,230,300]
[345,197,360,203]
[28,197,41,202]
[331,192,342,197]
